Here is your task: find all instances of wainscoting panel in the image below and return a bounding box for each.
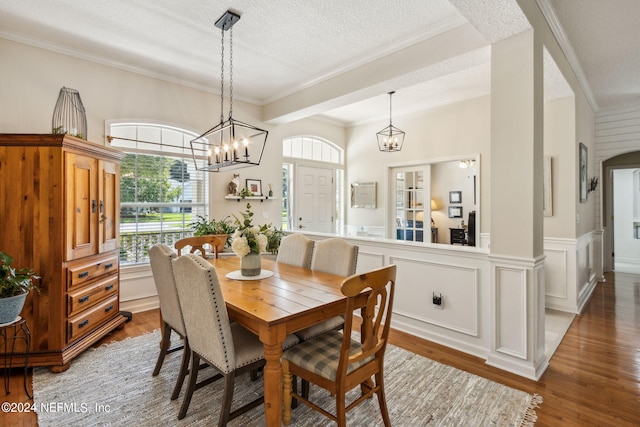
[544,248,567,299]
[390,256,479,336]
[494,266,527,359]
[355,250,385,273]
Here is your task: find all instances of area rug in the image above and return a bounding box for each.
[33,331,541,426]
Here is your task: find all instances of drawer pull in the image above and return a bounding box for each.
[78,271,89,279]
[105,284,114,291]
[104,305,114,313]
[105,263,114,269]
[79,296,90,303]
[79,319,89,328]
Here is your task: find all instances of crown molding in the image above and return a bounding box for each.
[535,0,598,112]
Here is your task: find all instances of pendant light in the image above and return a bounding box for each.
[376,91,404,152]
[191,9,268,172]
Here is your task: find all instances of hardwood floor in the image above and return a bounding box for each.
[2,271,638,426]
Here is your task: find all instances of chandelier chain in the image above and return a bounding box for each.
[219,27,225,123]
[229,27,234,119]
[389,92,393,127]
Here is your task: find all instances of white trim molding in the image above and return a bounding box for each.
[486,254,548,381]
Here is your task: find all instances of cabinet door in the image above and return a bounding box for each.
[65,153,98,260]
[99,160,120,253]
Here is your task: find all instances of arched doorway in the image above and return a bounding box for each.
[602,151,640,272]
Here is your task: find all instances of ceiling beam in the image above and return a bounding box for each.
[261,23,488,125]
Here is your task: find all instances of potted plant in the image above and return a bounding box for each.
[0,251,39,324]
[264,226,283,255]
[191,215,237,252]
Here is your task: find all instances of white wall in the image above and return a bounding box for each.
[345,95,490,234]
[544,96,576,238]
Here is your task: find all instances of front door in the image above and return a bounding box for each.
[294,165,334,233]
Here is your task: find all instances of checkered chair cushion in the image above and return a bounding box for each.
[282,330,373,381]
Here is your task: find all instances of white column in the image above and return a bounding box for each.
[487,30,548,380]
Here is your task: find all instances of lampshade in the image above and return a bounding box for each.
[190,10,268,172]
[416,211,424,222]
[459,159,475,169]
[431,199,439,210]
[377,91,404,152]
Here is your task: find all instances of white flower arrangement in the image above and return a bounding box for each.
[230,203,271,257]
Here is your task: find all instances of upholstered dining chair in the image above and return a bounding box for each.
[276,233,314,268]
[175,235,222,258]
[172,253,299,424]
[282,264,397,427]
[294,238,359,342]
[148,244,190,401]
[310,238,359,278]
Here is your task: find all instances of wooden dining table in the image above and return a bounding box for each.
[207,256,354,427]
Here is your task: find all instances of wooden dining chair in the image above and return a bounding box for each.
[175,235,222,258]
[276,233,314,268]
[172,253,299,424]
[148,244,190,401]
[282,264,397,426]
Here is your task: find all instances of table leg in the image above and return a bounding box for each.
[262,341,284,427]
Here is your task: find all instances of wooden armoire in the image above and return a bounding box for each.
[0,134,127,371]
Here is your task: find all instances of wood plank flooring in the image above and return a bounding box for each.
[1,271,638,426]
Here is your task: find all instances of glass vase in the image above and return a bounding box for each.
[240,252,261,276]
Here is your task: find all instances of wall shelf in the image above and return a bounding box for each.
[224,195,276,202]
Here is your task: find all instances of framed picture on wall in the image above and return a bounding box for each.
[579,143,587,203]
[246,179,262,196]
[448,206,463,218]
[449,191,462,204]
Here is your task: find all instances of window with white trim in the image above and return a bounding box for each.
[108,122,208,265]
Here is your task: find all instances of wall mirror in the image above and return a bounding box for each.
[351,182,377,208]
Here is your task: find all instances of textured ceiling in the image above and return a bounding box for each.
[547,0,640,110]
[0,0,636,125]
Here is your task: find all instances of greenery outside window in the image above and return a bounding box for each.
[108,122,208,265]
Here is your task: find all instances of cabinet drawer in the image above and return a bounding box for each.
[67,254,119,290]
[68,275,119,317]
[68,295,119,343]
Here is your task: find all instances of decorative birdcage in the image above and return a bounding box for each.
[52,87,87,140]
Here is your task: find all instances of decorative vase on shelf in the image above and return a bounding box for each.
[241,252,261,276]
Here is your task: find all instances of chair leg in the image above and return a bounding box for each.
[375,371,391,427]
[171,338,190,400]
[178,352,200,420]
[218,373,235,427]
[282,360,293,426]
[302,379,310,400]
[336,388,347,427]
[291,375,299,409]
[152,322,172,376]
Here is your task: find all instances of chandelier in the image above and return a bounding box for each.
[191,9,268,172]
[376,91,404,152]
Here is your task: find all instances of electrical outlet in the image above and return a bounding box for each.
[432,292,443,309]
